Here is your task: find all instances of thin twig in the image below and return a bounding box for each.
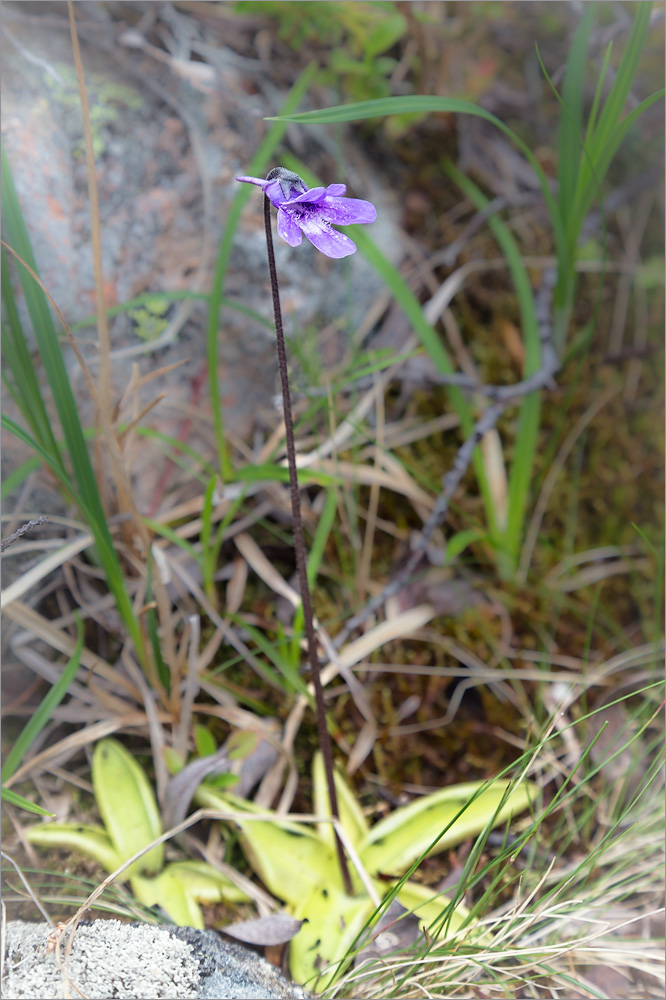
[1,516,49,553]
[334,267,560,648]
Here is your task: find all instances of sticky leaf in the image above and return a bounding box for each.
[360,779,536,875]
[312,751,368,849]
[25,823,121,874]
[92,738,163,875]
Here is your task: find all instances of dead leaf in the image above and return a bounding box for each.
[219,913,305,946]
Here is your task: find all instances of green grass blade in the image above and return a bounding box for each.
[587,2,652,158]
[1,414,76,499]
[200,473,218,598]
[269,94,565,266]
[1,616,84,784]
[292,487,338,652]
[556,7,594,238]
[578,89,664,221]
[2,149,143,656]
[444,162,540,572]
[227,613,310,697]
[207,61,318,481]
[585,41,614,149]
[0,453,42,500]
[142,517,197,560]
[0,788,54,816]
[575,3,658,221]
[1,254,65,466]
[144,556,170,691]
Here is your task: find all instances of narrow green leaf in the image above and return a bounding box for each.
[2,617,84,783]
[2,149,143,656]
[1,788,54,816]
[556,7,594,232]
[444,162,540,571]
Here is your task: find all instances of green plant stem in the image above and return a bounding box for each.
[263,194,352,896]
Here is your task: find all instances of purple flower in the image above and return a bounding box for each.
[237,167,377,259]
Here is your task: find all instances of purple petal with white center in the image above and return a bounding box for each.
[317,196,377,226]
[277,208,302,247]
[299,216,357,258]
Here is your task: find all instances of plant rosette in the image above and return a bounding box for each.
[25,738,249,927]
[194,752,538,989]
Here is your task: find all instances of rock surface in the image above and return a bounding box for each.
[2,920,311,1000]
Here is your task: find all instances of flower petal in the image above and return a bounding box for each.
[299,217,357,258]
[285,187,327,205]
[277,208,302,247]
[318,197,377,226]
[325,183,347,197]
[264,178,291,207]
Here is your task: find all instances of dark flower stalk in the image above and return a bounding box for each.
[262,191,353,894]
[238,166,376,895]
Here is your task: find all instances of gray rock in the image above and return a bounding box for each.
[2,920,311,1000]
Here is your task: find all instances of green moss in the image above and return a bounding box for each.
[44,65,144,157]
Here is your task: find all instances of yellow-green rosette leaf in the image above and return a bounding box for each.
[25,823,121,873]
[163,860,251,904]
[289,884,374,991]
[360,779,536,876]
[238,820,339,907]
[131,871,203,928]
[92,738,163,875]
[312,751,369,850]
[194,783,341,906]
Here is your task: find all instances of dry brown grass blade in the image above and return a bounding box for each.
[335,605,437,672]
[4,601,140,700]
[184,834,276,915]
[305,458,435,510]
[162,548,274,690]
[117,391,167,443]
[357,372,386,600]
[1,533,94,609]
[226,555,249,615]
[173,614,201,761]
[121,649,169,805]
[4,714,151,788]
[234,532,297,607]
